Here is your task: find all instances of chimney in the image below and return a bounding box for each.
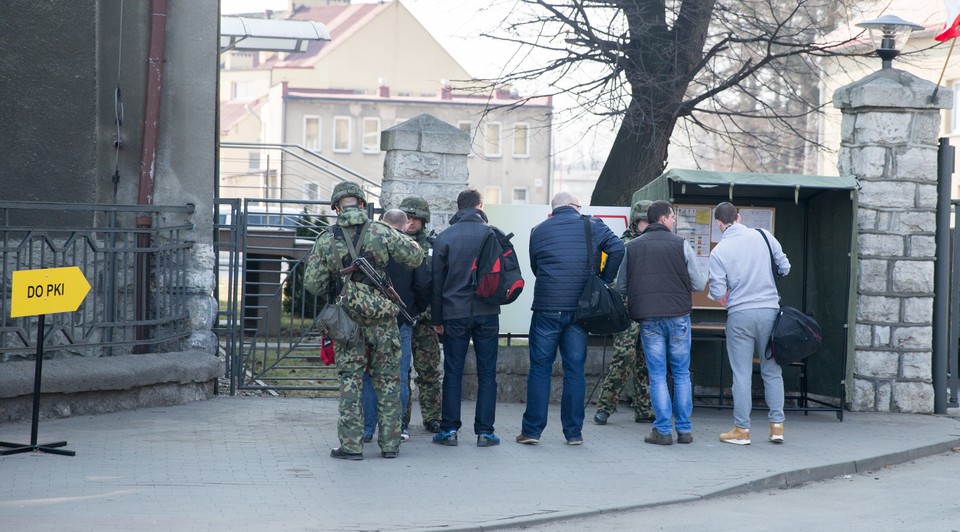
[440,79,452,100]
[378,78,389,98]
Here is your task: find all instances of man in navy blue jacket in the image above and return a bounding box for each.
[517,192,624,446]
[430,189,502,448]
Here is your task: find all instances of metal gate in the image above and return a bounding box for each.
[215,197,380,395]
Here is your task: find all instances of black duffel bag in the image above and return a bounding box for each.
[766,306,822,365]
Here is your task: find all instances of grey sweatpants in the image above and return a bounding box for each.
[726,308,785,428]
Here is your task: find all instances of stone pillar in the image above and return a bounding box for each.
[379,114,470,231]
[834,69,952,413]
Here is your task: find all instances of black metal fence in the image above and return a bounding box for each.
[0,201,195,360]
[215,198,385,394]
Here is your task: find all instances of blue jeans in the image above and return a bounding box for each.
[362,322,412,436]
[439,315,499,435]
[521,311,588,441]
[639,315,693,436]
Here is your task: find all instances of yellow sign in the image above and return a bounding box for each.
[10,267,91,318]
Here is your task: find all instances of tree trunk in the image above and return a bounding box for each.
[590,100,674,206]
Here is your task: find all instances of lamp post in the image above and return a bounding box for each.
[855,15,923,70]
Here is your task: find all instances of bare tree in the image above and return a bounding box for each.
[480,0,865,205]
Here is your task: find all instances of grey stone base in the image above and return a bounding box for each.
[458,345,610,404]
[0,351,221,423]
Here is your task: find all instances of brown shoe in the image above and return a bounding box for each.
[719,427,751,445]
[769,422,784,443]
[515,434,539,445]
[643,429,673,445]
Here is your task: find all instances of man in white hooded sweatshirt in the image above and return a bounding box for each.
[708,202,791,446]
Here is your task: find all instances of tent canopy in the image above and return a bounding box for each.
[632,169,859,205]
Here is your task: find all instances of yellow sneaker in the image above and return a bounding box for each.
[719,426,751,445]
[769,422,784,444]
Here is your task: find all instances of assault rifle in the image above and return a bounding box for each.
[340,256,415,324]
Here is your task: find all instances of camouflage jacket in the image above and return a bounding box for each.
[621,226,642,244]
[409,227,433,257]
[303,207,422,300]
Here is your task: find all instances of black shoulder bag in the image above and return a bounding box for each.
[574,215,631,335]
[757,229,822,365]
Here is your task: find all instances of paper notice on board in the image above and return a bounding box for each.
[739,208,774,233]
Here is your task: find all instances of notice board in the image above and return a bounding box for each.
[673,204,775,309]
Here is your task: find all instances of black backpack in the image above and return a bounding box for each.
[471,226,525,305]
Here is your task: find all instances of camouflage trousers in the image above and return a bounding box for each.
[596,320,652,419]
[336,318,402,454]
[403,319,442,427]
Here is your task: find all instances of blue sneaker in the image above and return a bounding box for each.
[432,429,458,446]
[477,433,501,447]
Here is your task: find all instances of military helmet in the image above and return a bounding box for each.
[398,195,431,223]
[630,199,654,225]
[330,181,366,206]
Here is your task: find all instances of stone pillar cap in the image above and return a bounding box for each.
[380,113,471,155]
[834,68,953,110]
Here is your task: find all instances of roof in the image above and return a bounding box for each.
[263,3,390,69]
[219,98,264,135]
[283,86,553,108]
[632,169,859,204]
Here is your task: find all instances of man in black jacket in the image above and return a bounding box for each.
[430,189,502,448]
[617,200,706,446]
[517,192,624,446]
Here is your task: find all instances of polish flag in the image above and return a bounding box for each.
[936,0,960,41]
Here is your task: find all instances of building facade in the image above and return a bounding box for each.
[220,0,554,205]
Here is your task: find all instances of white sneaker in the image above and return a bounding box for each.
[400,430,410,442]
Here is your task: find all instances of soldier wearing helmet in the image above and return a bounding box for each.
[304,181,423,460]
[397,196,442,433]
[593,199,654,426]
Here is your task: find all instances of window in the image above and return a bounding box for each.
[231,80,254,100]
[458,121,474,157]
[513,123,530,157]
[483,186,502,205]
[512,188,529,205]
[303,116,320,151]
[484,122,502,157]
[247,151,261,171]
[362,117,381,153]
[334,116,352,153]
[305,182,319,202]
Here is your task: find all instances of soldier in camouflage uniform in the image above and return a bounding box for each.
[593,200,654,425]
[398,196,443,433]
[304,182,422,460]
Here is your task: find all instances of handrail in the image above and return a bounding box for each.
[220,141,381,196]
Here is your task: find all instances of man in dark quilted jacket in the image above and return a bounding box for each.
[517,192,623,446]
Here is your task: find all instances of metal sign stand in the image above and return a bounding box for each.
[0,314,76,456]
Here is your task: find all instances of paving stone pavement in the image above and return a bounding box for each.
[1,397,959,531]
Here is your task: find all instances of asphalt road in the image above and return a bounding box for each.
[521,448,960,532]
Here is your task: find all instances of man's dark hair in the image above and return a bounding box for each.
[714,202,738,224]
[647,200,673,225]
[457,189,482,210]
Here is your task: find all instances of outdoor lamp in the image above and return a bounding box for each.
[855,15,924,69]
